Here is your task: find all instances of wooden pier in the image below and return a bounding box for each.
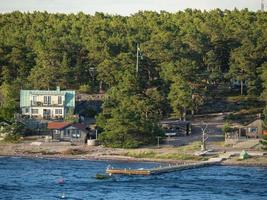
[106,159,223,176]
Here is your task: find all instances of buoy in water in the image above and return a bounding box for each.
[57,178,65,184]
[61,192,65,199]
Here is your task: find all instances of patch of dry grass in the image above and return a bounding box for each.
[175,141,202,153]
[123,142,205,161]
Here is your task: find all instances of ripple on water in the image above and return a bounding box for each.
[0,157,267,200]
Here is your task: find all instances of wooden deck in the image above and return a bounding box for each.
[106,159,223,176]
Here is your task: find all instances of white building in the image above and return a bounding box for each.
[20,87,75,119]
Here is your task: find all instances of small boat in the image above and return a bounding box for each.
[95,173,112,180]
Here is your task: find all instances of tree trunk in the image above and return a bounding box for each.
[99,80,103,93]
[240,80,243,96]
[183,107,186,121]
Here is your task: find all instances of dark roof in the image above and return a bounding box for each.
[48,122,88,132]
[48,122,71,130]
[160,120,190,125]
[71,123,88,132]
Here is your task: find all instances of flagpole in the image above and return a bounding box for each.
[136,43,139,76]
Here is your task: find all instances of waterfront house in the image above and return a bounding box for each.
[48,121,88,144]
[20,87,75,119]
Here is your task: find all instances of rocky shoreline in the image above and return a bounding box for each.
[1,152,267,168]
[0,153,192,164]
[1,142,267,167]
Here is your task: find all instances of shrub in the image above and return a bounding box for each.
[98,132,142,148]
[222,123,233,133]
[260,135,267,150]
[2,120,24,143]
[3,132,21,143]
[78,84,93,94]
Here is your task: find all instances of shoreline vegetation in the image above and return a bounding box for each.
[1,142,267,168]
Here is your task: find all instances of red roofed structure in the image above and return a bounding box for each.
[48,121,89,144]
[47,122,71,130]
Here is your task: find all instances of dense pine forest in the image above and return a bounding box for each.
[0,10,266,147]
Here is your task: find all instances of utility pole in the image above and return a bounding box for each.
[156,136,161,148]
[136,43,139,76]
[261,0,265,11]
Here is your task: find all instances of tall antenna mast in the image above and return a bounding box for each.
[261,0,265,11]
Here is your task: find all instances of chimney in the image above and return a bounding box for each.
[56,86,60,92]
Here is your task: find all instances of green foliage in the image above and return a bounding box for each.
[261,63,267,129]
[1,120,24,143]
[79,107,97,118]
[0,82,19,120]
[97,71,164,148]
[64,108,78,123]
[263,107,267,129]
[78,84,93,94]
[259,135,267,151]
[0,10,265,95]
[222,123,233,133]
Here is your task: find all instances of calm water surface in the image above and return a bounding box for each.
[0,157,267,200]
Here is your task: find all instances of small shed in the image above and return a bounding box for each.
[160,120,191,136]
[48,122,89,144]
[244,118,264,138]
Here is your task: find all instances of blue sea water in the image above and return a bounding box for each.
[0,157,267,200]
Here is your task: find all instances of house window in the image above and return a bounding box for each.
[58,96,62,104]
[64,130,71,137]
[44,96,51,105]
[31,109,38,114]
[72,130,80,138]
[32,96,37,106]
[25,108,29,113]
[249,127,257,132]
[55,109,62,115]
[54,130,60,135]
[33,96,37,102]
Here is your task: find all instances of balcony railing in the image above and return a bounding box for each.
[31,101,65,107]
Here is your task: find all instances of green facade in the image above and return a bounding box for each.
[20,89,75,108]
